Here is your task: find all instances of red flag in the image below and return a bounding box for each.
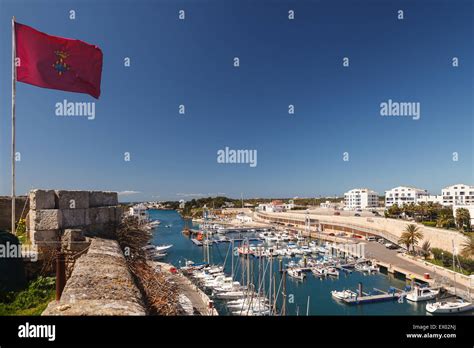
[15,22,103,99]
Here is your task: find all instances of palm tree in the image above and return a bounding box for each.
[398,224,424,254]
[436,211,454,229]
[420,240,431,259]
[460,235,474,258]
[455,208,472,232]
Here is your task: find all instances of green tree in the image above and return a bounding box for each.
[436,210,454,229]
[420,240,431,259]
[398,224,424,254]
[387,204,401,217]
[460,235,474,258]
[455,208,471,232]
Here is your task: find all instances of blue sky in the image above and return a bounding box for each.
[0,0,472,201]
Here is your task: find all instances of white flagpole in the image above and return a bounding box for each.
[11,16,16,235]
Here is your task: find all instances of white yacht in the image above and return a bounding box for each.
[331,289,358,301]
[287,268,306,280]
[406,286,439,302]
[325,267,340,277]
[155,244,173,252]
[426,299,473,314]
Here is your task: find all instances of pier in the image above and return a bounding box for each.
[342,291,403,305]
[191,238,203,246]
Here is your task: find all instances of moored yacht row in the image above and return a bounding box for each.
[182,262,273,316]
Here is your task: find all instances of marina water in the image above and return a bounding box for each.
[151,210,434,316]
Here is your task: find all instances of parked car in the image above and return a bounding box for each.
[385,243,398,249]
[354,213,361,217]
[366,236,377,242]
[333,212,340,216]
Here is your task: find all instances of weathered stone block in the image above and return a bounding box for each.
[89,191,118,207]
[29,189,56,210]
[30,209,62,231]
[114,206,123,223]
[63,228,86,242]
[62,209,87,228]
[31,229,60,243]
[55,190,89,210]
[62,229,89,252]
[87,207,110,225]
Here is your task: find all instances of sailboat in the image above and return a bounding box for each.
[426,299,473,314]
[425,240,472,314]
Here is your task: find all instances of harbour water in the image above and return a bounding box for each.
[150,210,435,316]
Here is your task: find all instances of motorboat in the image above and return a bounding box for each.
[426,299,473,314]
[325,267,340,277]
[238,246,254,256]
[287,268,306,280]
[155,244,173,252]
[148,220,161,227]
[331,289,358,301]
[151,252,167,260]
[142,245,167,260]
[406,286,440,302]
[355,263,379,273]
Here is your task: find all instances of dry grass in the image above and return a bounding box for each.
[115,217,180,315]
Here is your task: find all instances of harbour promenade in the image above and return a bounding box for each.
[254,211,474,298]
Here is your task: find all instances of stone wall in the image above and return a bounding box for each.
[28,190,122,247]
[258,211,468,252]
[0,196,28,232]
[42,238,146,315]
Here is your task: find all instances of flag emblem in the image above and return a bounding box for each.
[52,50,70,76]
[15,22,103,98]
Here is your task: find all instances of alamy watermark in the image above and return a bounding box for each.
[55,99,95,120]
[217,147,257,167]
[0,242,38,262]
[380,99,420,120]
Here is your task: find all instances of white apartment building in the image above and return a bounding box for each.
[344,188,378,210]
[416,195,443,205]
[441,184,474,206]
[385,186,428,207]
[128,203,149,223]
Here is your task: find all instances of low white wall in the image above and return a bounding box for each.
[259,211,468,252]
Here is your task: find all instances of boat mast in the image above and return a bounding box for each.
[231,238,234,279]
[281,269,287,316]
[268,255,273,311]
[246,239,250,288]
[272,273,277,315]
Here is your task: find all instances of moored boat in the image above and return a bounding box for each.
[331,289,358,300]
[426,299,473,314]
[287,268,306,280]
[406,286,439,302]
